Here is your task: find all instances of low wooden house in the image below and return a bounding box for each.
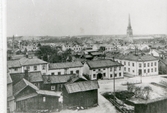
[14,78,61,112]
[63,80,99,108]
[42,74,74,91]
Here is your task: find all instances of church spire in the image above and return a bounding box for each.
[128,14,131,29]
[127,14,133,37]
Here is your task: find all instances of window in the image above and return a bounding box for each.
[58,72,61,75]
[93,74,96,78]
[51,86,55,90]
[148,69,150,73]
[124,62,126,65]
[70,71,73,74]
[14,68,18,71]
[151,63,153,66]
[151,68,153,72]
[110,74,113,77]
[103,73,106,77]
[128,62,130,66]
[103,68,105,70]
[124,67,126,71]
[43,97,46,102]
[110,68,112,71]
[119,73,121,76]
[76,70,79,74]
[144,69,146,73]
[128,68,130,72]
[139,63,141,67]
[148,63,150,67]
[114,67,117,71]
[51,72,54,75]
[114,74,117,77]
[133,70,134,73]
[144,63,146,67]
[119,67,121,70]
[34,65,37,70]
[26,66,30,71]
[93,69,95,71]
[98,69,101,71]
[154,62,156,66]
[155,68,157,72]
[42,65,45,70]
[132,63,134,67]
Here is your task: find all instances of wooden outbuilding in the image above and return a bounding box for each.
[63,80,99,108]
[14,78,61,112]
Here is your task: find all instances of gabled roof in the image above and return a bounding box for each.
[64,80,99,94]
[117,54,158,62]
[36,90,61,97]
[28,71,43,82]
[8,57,47,68]
[42,75,74,84]
[86,60,122,69]
[10,71,43,85]
[49,61,83,70]
[7,73,12,84]
[13,78,39,96]
[68,75,87,83]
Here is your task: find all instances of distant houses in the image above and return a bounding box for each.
[83,60,124,80]
[115,54,159,76]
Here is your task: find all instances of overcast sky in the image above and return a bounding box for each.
[7,0,167,36]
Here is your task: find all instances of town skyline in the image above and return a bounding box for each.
[7,0,167,36]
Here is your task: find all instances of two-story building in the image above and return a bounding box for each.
[7,57,48,75]
[83,60,124,80]
[47,61,83,76]
[115,54,159,76]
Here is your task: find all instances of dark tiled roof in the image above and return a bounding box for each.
[42,75,74,84]
[10,73,25,85]
[117,54,158,62]
[28,71,43,82]
[68,75,87,83]
[86,60,122,69]
[10,71,43,85]
[64,80,99,94]
[49,61,83,70]
[13,78,39,96]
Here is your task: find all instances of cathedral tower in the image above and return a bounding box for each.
[127,14,133,37]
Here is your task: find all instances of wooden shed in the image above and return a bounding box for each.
[63,80,99,108]
[14,78,61,112]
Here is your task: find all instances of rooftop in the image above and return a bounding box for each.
[49,61,83,70]
[8,57,47,68]
[42,74,74,84]
[86,60,122,69]
[117,54,158,62]
[64,80,99,94]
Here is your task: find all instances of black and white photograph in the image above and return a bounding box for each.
[6,0,167,113]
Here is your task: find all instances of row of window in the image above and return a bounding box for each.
[93,67,122,71]
[124,67,157,73]
[93,73,122,78]
[51,70,80,75]
[120,61,157,67]
[26,65,46,71]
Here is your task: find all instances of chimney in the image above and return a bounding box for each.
[24,70,29,80]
